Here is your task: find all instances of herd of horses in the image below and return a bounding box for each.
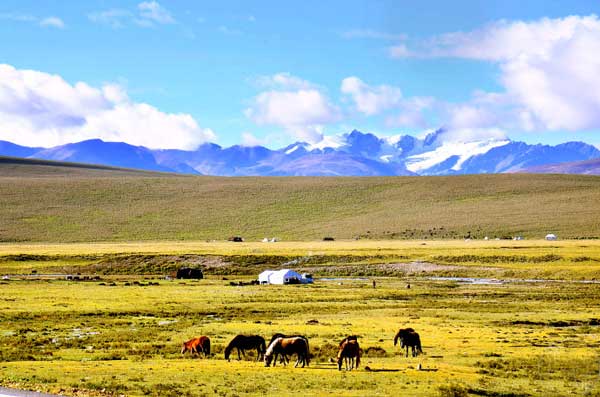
[181,328,423,371]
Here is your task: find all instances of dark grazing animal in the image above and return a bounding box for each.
[264,337,310,368]
[339,335,358,347]
[224,335,266,361]
[338,339,361,370]
[181,336,210,357]
[394,328,423,357]
[176,267,203,279]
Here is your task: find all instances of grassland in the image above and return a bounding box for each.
[2,159,600,242]
[0,240,599,396]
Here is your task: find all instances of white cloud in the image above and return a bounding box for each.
[40,16,65,29]
[88,9,132,29]
[341,29,407,41]
[395,15,600,134]
[218,25,242,35]
[246,74,339,143]
[254,72,314,90]
[341,77,402,116]
[89,2,175,28]
[0,64,215,149]
[137,1,175,25]
[240,132,264,146]
[0,13,64,28]
[388,44,412,58]
[0,13,36,22]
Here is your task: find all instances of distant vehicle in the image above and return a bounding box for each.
[545,233,558,241]
[323,237,335,241]
[228,236,244,242]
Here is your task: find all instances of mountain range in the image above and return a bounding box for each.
[1,129,599,176]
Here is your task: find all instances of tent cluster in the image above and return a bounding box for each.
[258,269,313,285]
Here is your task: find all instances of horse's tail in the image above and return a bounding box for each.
[304,339,310,366]
[260,337,267,354]
[355,349,361,369]
[204,338,211,356]
[393,331,400,346]
[417,336,423,355]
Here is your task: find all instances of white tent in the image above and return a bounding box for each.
[258,269,313,285]
[545,233,557,241]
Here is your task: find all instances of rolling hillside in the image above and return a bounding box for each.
[521,158,600,175]
[1,158,600,242]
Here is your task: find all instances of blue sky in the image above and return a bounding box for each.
[1,0,599,149]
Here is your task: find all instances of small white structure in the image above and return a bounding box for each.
[258,269,313,285]
[545,233,557,241]
[513,236,524,241]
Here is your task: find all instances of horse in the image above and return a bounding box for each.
[264,337,310,368]
[339,335,358,347]
[338,339,361,371]
[181,336,210,357]
[394,328,423,357]
[224,335,266,362]
[269,333,309,365]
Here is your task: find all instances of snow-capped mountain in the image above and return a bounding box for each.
[1,129,598,176]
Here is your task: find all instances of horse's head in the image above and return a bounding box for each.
[264,351,274,367]
[224,346,231,361]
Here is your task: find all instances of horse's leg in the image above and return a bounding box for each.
[237,348,242,361]
[405,346,409,357]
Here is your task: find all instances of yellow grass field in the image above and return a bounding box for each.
[1,240,599,396]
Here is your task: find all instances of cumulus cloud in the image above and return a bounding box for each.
[341,77,402,116]
[245,74,339,143]
[393,15,600,134]
[0,64,215,149]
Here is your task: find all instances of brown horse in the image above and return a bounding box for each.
[338,339,361,370]
[181,336,211,357]
[224,335,266,361]
[394,328,423,357]
[269,333,309,365]
[264,337,310,368]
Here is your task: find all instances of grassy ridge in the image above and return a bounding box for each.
[2,160,600,242]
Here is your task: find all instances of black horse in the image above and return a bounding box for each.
[268,333,309,365]
[224,335,266,361]
[394,328,423,357]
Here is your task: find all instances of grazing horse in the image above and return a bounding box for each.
[224,335,266,361]
[269,333,309,365]
[394,328,423,357]
[339,335,358,347]
[264,337,310,368]
[338,339,361,371]
[181,336,211,357]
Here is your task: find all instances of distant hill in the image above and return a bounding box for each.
[0,155,170,177]
[520,158,600,175]
[1,130,599,176]
[1,162,599,242]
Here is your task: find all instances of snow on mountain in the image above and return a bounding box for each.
[405,139,511,174]
[1,129,598,176]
